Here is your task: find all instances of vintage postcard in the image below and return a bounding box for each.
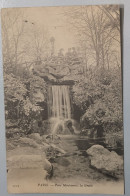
[1,5,124,194]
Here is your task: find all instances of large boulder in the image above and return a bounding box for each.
[45,143,66,159]
[29,133,43,144]
[18,137,41,148]
[7,154,53,179]
[86,145,123,178]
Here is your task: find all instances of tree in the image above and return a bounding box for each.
[2,8,51,76]
[99,5,120,33]
[65,5,121,70]
[2,8,26,74]
[23,25,50,64]
[2,8,50,133]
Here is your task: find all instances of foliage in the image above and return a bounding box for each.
[2,6,122,136]
[4,73,27,103]
[22,98,41,116]
[4,71,47,132]
[77,67,123,132]
[105,131,123,149]
[29,74,47,103]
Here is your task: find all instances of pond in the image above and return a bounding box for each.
[76,136,124,156]
[50,135,123,184]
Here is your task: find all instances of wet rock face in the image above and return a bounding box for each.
[86,145,123,179]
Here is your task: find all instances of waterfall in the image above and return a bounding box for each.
[48,85,71,119]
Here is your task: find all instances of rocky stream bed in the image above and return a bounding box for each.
[6,133,124,192]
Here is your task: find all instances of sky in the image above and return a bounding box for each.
[2,5,121,67]
[24,6,77,53]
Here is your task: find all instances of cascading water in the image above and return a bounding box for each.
[48,85,71,119]
[48,85,72,134]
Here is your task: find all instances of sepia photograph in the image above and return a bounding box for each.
[1,5,124,194]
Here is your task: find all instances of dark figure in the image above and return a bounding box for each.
[26,129,33,135]
[89,128,96,138]
[95,125,104,138]
[46,165,53,180]
[67,121,75,134]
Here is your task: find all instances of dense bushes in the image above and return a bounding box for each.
[4,71,47,134]
[4,50,122,138]
[72,67,123,134]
